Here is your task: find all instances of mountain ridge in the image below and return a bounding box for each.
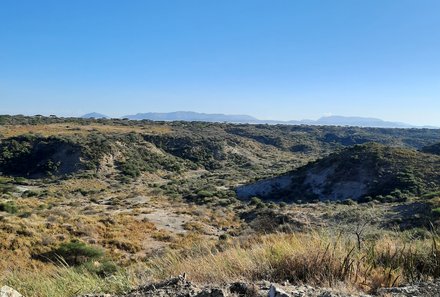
[81,112,108,119]
[80,111,436,128]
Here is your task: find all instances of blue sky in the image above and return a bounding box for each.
[1,0,439,125]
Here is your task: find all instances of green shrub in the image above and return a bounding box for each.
[432,207,440,217]
[342,199,357,205]
[249,197,262,205]
[0,201,18,214]
[423,191,440,200]
[219,234,229,241]
[49,240,104,266]
[119,160,142,178]
[197,190,215,198]
[82,259,120,277]
[22,190,39,198]
[13,177,28,184]
[0,183,16,194]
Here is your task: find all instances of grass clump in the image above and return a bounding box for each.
[0,201,18,214]
[147,232,440,293]
[47,240,104,266]
[2,266,133,297]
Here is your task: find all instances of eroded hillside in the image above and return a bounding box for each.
[237,143,440,202]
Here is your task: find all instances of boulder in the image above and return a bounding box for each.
[195,288,226,297]
[268,285,290,297]
[0,286,22,297]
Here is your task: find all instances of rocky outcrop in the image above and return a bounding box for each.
[77,276,374,297]
[377,280,440,297]
[78,276,440,297]
[0,286,22,297]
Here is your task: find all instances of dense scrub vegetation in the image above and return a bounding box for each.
[422,142,440,155]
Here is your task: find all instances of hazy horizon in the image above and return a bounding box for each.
[1,1,440,126]
[2,110,437,128]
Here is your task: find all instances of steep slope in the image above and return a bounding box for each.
[422,142,440,155]
[0,135,85,178]
[237,143,440,202]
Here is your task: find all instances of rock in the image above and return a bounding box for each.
[269,284,290,297]
[129,275,197,296]
[195,288,226,297]
[376,280,440,296]
[229,282,249,295]
[0,286,23,297]
[317,292,337,297]
[77,277,440,297]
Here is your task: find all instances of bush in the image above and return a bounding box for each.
[82,260,120,277]
[197,190,215,198]
[0,201,18,214]
[22,190,39,198]
[342,199,357,205]
[219,234,229,241]
[119,160,142,178]
[423,191,440,200]
[249,197,262,205]
[359,196,373,203]
[0,183,16,194]
[432,207,440,218]
[49,240,104,266]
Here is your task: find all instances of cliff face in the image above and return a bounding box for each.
[0,136,85,178]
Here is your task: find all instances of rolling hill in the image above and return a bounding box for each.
[237,143,440,202]
[81,112,108,119]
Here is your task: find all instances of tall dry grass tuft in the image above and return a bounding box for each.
[1,265,134,297]
[2,231,439,296]
[147,231,440,293]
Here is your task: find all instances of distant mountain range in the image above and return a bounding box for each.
[290,116,420,128]
[123,111,258,123]
[81,111,437,129]
[82,112,108,119]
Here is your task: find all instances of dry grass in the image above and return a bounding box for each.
[147,232,440,293]
[0,123,171,138]
[2,265,134,297]
[53,178,109,193]
[2,230,440,296]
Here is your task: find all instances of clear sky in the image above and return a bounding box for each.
[1,0,439,125]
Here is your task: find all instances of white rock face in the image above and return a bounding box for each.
[0,286,23,297]
[268,284,290,297]
[236,175,292,199]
